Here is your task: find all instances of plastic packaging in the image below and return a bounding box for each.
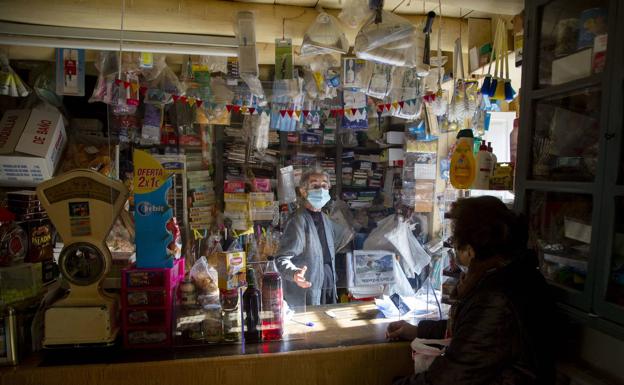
[365,62,394,99]
[236,11,258,75]
[190,256,220,306]
[278,166,297,204]
[355,11,415,54]
[0,53,30,97]
[301,12,349,56]
[338,0,373,29]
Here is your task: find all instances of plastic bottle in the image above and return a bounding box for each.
[243,267,262,342]
[261,256,284,341]
[472,141,492,190]
[450,129,477,189]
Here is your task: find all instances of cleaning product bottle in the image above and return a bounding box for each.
[450,129,477,189]
[473,140,492,190]
[487,142,497,176]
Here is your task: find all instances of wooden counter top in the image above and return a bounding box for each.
[0,302,415,385]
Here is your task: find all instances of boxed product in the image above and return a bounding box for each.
[217,251,246,290]
[0,109,67,187]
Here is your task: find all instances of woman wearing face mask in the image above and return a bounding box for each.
[387,196,556,385]
[275,168,351,307]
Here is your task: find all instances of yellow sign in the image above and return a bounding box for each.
[133,150,168,194]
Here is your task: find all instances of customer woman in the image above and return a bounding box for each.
[387,196,556,385]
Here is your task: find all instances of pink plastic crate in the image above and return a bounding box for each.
[121,258,184,349]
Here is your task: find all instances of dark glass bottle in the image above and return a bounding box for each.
[243,267,262,342]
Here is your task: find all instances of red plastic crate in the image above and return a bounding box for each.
[121,258,184,348]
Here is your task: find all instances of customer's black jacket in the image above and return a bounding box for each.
[394,252,556,385]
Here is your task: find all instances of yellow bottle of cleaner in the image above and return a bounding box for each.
[450,129,476,189]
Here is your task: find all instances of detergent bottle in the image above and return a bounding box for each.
[472,140,492,190]
[450,129,477,189]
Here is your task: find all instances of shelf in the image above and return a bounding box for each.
[524,180,595,194]
[530,74,603,100]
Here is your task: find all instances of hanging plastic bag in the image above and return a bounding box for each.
[389,67,424,120]
[278,165,297,204]
[365,62,394,99]
[385,219,431,277]
[251,112,270,153]
[301,12,349,56]
[355,11,414,54]
[339,0,373,29]
[89,51,118,104]
[329,199,358,241]
[384,258,415,298]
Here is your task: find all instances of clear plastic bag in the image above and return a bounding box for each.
[236,11,258,75]
[190,256,220,305]
[89,51,118,104]
[338,0,373,29]
[277,166,297,204]
[329,199,357,241]
[365,62,394,99]
[301,12,349,56]
[385,219,431,277]
[355,11,415,54]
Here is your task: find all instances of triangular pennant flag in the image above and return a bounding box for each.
[330,109,338,118]
[295,110,301,118]
[377,104,384,112]
[123,81,131,89]
[392,101,399,110]
[248,107,255,115]
[211,103,218,109]
[196,100,203,108]
[384,103,391,111]
[172,94,180,103]
[130,83,140,93]
[180,96,188,103]
[337,109,345,117]
[232,105,240,113]
[399,101,405,108]
[187,97,196,106]
[360,107,367,114]
[241,106,248,114]
[351,108,357,115]
[139,86,148,95]
[280,110,287,118]
[226,104,233,112]
[302,110,310,118]
[114,79,123,86]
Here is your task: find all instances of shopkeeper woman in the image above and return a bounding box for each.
[387,196,556,385]
[276,168,351,307]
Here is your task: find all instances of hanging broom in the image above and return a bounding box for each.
[480,20,499,96]
[503,24,516,101]
[491,21,507,100]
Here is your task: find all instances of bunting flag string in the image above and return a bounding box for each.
[113,77,422,117]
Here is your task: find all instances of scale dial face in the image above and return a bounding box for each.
[59,243,107,286]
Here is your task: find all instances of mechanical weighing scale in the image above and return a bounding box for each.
[36,169,129,347]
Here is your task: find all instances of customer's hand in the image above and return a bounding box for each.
[294,266,312,288]
[386,320,419,341]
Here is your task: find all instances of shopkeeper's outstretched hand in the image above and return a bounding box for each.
[294,266,312,288]
[386,320,419,341]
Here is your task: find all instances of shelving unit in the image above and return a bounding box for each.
[516,0,624,334]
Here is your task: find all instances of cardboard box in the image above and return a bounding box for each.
[216,251,247,290]
[0,109,67,187]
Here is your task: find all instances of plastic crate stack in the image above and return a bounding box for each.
[121,258,184,348]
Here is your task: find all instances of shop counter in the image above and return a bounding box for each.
[0,302,415,385]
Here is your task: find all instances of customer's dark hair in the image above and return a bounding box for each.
[448,196,528,260]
